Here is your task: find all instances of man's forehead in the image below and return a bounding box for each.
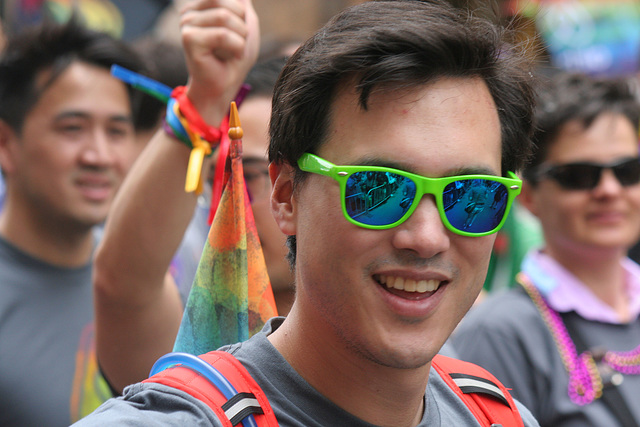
[29,62,131,119]
[322,76,502,176]
[329,76,497,121]
[35,60,124,95]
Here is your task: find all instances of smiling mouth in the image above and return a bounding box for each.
[374,274,444,294]
[76,180,113,201]
[588,211,624,222]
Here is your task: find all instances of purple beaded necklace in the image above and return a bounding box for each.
[517,272,640,406]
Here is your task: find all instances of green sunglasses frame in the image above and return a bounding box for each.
[297,153,522,237]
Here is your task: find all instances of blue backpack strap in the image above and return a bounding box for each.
[145,351,278,427]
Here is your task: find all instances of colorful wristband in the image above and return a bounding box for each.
[171,86,222,144]
[163,87,225,194]
[163,98,192,147]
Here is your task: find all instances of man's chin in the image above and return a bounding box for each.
[74,210,110,230]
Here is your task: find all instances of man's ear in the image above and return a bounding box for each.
[0,120,18,176]
[269,162,297,236]
[518,180,539,218]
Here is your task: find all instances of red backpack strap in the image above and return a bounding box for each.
[431,355,524,427]
[143,351,278,427]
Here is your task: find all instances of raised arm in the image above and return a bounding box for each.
[93,0,260,393]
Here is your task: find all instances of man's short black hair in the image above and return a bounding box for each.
[0,17,145,133]
[130,38,188,132]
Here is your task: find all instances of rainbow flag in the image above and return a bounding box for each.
[173,102,278,355]
[70,323,113,422]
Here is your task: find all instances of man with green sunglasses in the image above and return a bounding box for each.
[74,0,540,425]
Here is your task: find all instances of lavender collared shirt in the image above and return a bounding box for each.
[521,249,640,324]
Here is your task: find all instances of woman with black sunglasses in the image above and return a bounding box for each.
[453,72,640,427]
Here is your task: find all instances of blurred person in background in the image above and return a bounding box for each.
[0,17,145,426]
[453,72,640,426]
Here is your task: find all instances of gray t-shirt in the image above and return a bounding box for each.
[75,318,538,426]
[452,287,640,427]
[170,195,210,305]
[0,235,108,426]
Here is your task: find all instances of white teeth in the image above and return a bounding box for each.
[404,279,417,292]
[380,275,440,293]
[417,280,428,293]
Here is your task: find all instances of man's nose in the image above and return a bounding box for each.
[390,195,451,258]
[80,130,114,166]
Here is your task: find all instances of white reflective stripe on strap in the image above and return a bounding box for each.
[222,393,262,425]
[451,374,509,406]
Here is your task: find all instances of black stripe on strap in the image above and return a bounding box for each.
[449,373,510,407]
[221,392,264,425]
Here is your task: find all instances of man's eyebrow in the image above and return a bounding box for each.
[53,111,133,123]
[351,158,408,170]
[448,166,499,176]
[109,115,133,124]
[349,157,499,176]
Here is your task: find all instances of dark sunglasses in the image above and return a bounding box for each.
[297,153,521,237]
[531,157,640,190]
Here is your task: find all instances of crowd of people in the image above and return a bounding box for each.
[1,0,640,426]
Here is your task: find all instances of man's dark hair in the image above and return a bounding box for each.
[245,55,287,100]
[131,38,188,132]
[523,72,640,183]
[267,0,536,267]
[0,17,145,133]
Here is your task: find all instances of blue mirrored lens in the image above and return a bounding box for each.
[345,171,417,225]
[443,179,508,233]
